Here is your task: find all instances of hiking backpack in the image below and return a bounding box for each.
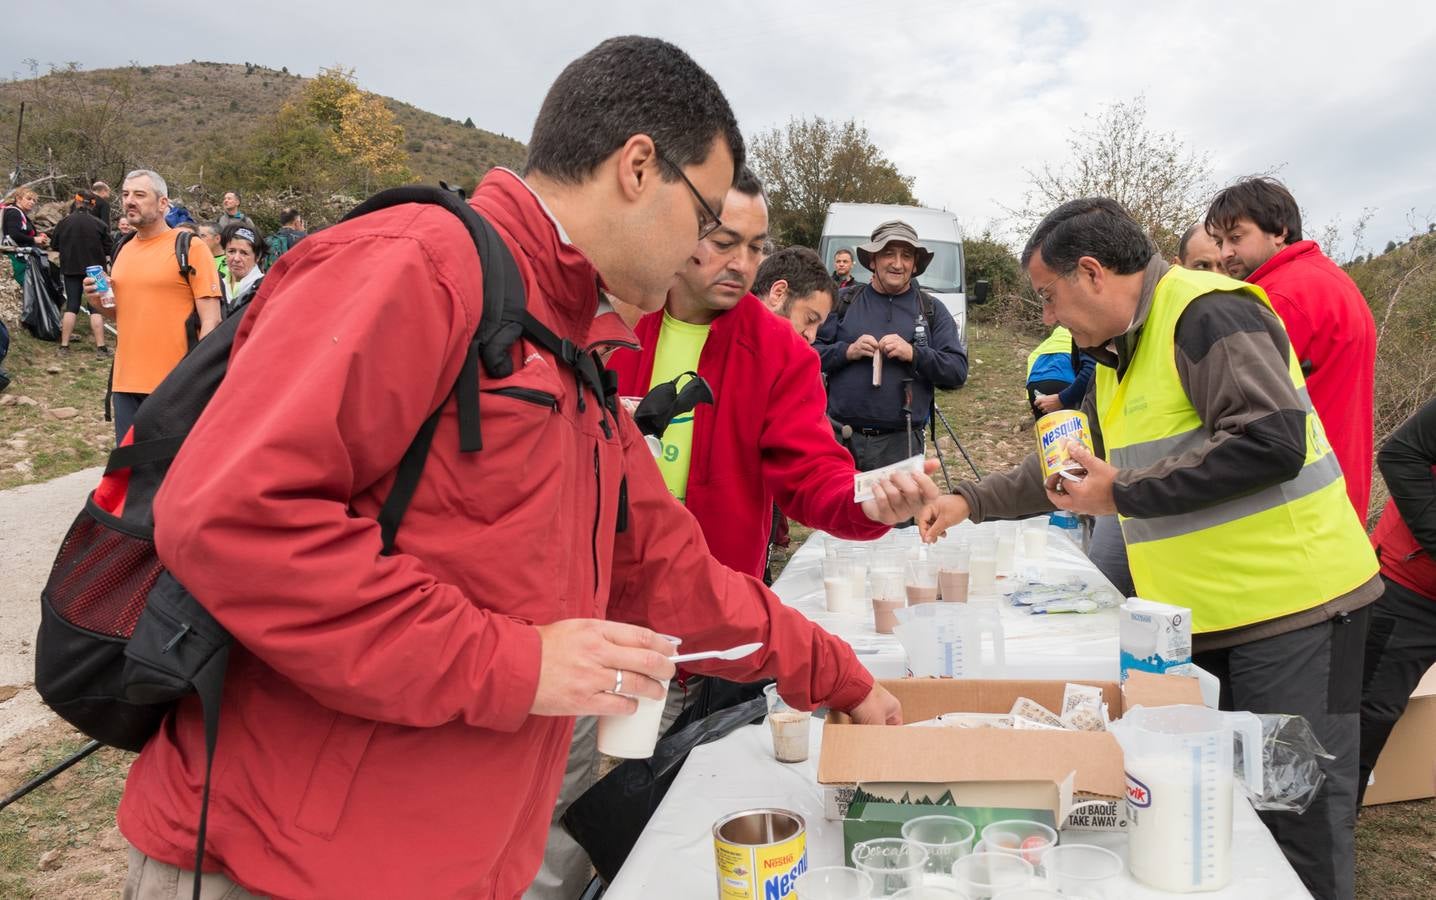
[34,184,620,893]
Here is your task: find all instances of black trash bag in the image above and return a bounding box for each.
[20,249,63,342]
[562,683,771,884]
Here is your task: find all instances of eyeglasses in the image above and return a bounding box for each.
[1032,271,1066,305]
[656,148,723,240]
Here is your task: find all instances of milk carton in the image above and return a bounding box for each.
[1119,598,1193,682]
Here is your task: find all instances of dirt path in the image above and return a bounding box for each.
[0,467,102,743]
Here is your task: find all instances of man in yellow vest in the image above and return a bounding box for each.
[919,198,1380,900]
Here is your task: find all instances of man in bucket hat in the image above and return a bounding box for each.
[814,219,968,470]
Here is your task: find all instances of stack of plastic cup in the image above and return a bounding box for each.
[951,852,1035,899]
[1019,518,1049,579]
[968,534,998,596]
[901,815,975,885]
[995,522,1018,578]
[851,838,928,896]
[1039,843,1122,896]
[931,541,970,603]
[794,866,874,899]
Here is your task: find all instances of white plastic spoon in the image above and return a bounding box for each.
[668,641,764,665]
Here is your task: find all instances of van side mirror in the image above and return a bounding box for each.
[972,279,990,305]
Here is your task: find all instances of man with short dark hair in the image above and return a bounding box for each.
[116,38,904,899]
[755,245,836,343]
[266,207,307,268]
[814,221,968,471]
[213,190,256,232]
[1176,222,1222,272]
[91,181,113,227]
[1206,176,1377,520]
[196,223,229,282]
[921,197,1381,900]
[832,246,858,289]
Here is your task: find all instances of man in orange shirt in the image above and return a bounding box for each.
[90,169,222,443]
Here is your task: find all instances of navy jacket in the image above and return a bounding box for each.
[814,281,968,429]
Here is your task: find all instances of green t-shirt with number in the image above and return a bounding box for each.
[649,312,712,503]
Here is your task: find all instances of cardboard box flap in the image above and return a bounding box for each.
[1122,670,1204,711]
[1414,664,1436,698]
[817,725,1124,799]
[827,679,1121,724]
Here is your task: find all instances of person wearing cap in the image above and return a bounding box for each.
[814,219,968,471]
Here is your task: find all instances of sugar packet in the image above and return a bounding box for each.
[853,454,926,503]
[1010,696,1067,730]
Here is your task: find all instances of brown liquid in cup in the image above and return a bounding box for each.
[939,569,969,603]
[872,598,903,633]
[905,584,939,605]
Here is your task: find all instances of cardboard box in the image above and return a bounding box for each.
[1362,664,1436,806]
[818,674,1204,829]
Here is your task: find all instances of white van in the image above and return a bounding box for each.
[819,203,977,343]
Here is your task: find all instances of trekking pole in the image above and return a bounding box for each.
[901,378,915,460]
[932,400,981,480]
[927,414,954,492]
[0,740,102,813]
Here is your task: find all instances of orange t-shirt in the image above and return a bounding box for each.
[110,228,222,394]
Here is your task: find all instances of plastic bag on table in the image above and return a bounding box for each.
[1246,713,1334,814]
[562,681,769,884]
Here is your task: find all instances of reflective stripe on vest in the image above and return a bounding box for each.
[1095,266,1377,633]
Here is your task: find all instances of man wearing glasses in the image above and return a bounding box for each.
[119,37,909,900]
[920,198,1380,900]
[814,220,969,471]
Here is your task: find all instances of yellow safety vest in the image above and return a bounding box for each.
[1026,325,1074,379]
[1095,267,1376,633]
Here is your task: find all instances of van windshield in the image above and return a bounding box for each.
[820,237,964,294]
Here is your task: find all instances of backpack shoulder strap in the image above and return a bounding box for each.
[835,282,864,322]
[112,229,134,260]
[175,230,196,278]
[341,186,527,551]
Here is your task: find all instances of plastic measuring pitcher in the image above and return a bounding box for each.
[1108,705,1264,892]
[893,603,1005,677]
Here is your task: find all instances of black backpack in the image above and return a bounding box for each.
[34,184,618,894]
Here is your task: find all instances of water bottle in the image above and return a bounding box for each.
[86,265,115,309]
[913,313,929,348]
[1050,510,1081,548]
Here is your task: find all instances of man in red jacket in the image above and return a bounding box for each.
[608,167,937,582]
[1358,395,1436,804]
[1206,177,1377,520]
[119,38,909,900]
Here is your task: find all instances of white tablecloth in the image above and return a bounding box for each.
[606,526,1310,898]
[606,720,1311,898]
[781,523,1122,681]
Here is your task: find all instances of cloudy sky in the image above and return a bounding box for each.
[12,0,1435,253]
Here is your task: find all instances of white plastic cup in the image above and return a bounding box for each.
[951,852,1035,899]
[763,683,811,763]
[902,815,976,879]
[595,634,679,758]
[981,821,1057,868]
[995,522,1017,578]
[852,838,928,896]
[969,535,998,594]
[1040,843,1122,896]
[890,885,965,899]
[795,866,875,899]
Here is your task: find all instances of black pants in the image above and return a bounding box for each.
[1026,378,1070,420]
[112,391,147,445]
[1194,605,1371,900]
[833,423,925,472]
[1358,576,1436,805]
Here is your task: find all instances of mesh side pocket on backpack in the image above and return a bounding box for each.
[45,496,162,639]
[35,495,170,752]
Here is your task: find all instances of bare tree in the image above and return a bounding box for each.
[749,117,916,248]
[1008,97,1214,259]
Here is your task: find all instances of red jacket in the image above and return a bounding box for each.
[1249,240,1376,519]
[1372,494,1436,600]
[608,293,886,579]
[118,170,875,899]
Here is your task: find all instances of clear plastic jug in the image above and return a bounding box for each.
[892,603,1005,677]
[1108,705,1264,892]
